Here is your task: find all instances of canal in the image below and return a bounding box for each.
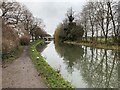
[36,41,119,88]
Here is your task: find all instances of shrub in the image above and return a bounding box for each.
[2,24,19,54]
[20,36,30,45]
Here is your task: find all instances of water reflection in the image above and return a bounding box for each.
[118,52,120,88]
[54,42,119,88]
[36,42,50,52]
[37,41,119,88]
[54,42,84,74]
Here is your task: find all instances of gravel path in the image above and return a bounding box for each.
[2,46,47,88]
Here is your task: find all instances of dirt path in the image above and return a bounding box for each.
[2,46,47,88]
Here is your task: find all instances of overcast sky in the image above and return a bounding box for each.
[18,0,86,35]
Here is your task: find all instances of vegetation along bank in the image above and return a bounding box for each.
[29,40,73,88]
[64,41,120,51]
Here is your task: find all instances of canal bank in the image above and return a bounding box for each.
[64,41,120,51]
[29,40,73,88]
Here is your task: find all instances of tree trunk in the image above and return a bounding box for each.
[105,35,108,44]
[85,31,87,41]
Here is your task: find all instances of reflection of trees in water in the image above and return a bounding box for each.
[118,51,120,88]
[54,42,84,74]
[79,47,118,88]
[36,42,49,52]
[54,42,118,88]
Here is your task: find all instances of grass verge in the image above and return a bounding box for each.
[29,40,73,88]
[64,41,120,51]
[2,46,24,64]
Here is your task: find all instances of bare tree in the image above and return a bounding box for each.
[80,6,89,41]
[66,7,75,23]
[107,1,120,44]
[87,2,96,41]
[1,1,22,25]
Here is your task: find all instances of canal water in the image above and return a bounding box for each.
[36,41,119,88]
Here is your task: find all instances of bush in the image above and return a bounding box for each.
[20,36,30,45]
[54,22,84,42]
[2,24,19,54]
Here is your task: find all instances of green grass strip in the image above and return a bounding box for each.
[64,41,120,51]
[29,40,73,88]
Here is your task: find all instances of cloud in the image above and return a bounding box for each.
[18,0,85,3]
[17,1,86,35]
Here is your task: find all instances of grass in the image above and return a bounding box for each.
[2,46,24,63]
[29,40,73,88]
[64,41,120,51]
[82,37,113,41]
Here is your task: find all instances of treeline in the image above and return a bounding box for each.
[54,8,84,43]
[54,1,120,45]
[1,0,49,55]
[79,1,120,45]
